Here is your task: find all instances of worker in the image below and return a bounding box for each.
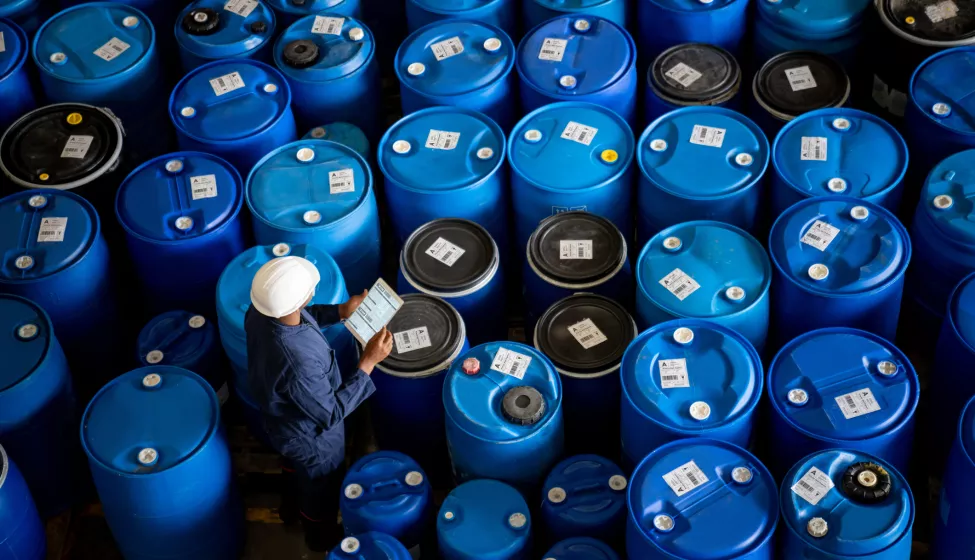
[245,256,393,551]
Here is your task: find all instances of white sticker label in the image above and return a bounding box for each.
[567,319,608,349]
[538,38,567,61]
[224,0,259,17]
[659,268,701,301]
[210,72,246,96]
[60,135,93,159]
[561,121,598,146]
[659,358,690,389]
[560,240,593,260]
[791,466,834,506]
[0,32,5,54]
[394,327,432,354]
[37,217,68,243]
[786,66,818,92]
[431,36,464,61]
[93,37,131,62]
[663,460,709,497]
[490,347,532,380]
[801,137,828,161]
[872,75,908,117]
[190,174,218,200]
[689,125,726,148]
[425,129,460,150]
[312,15,345,35]
[836,388,882,419]
[424,237,465,267]
[328,169,355,194]
[926,0,958,23]
[665,62,703,88]
[801,220,841,252]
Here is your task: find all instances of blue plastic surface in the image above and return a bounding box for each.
[81,367,242,560]
[396,20,515,130]
[327,532,412,559]
[769,196,911,345]
[753,0,870,69]
[935,396,975,559]
[637,107,769,242]
[540,455,627,545]
[406,0,515,35]
[635,221,771,351]
[767,328,919,477]
[545,538,619,560]
[0,19,33,133]
[437,479,532,560]
[637,0,749,61]
[136,311,227,399]
[175,0,276,72]
[524,0,626,30]
[627,438,778,560]
[303,122,370,158]
[0,0,45,33]
[0,444,46,560]
[266,0,360,28]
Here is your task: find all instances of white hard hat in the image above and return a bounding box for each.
[250,256,321,318]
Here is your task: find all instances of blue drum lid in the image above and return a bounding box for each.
[639,107,769,199]
[0,190,99,282]
[961,395,975,467]
[443,342,561,441]
[950,272,975,351]
[33,3,154,83]
[0,18,27,82]
[176,0,275,60]
[342,451,430,518]
[268,0,355,16]
[920,149,975,246]
[438,480,531,558]
[628,438,778,559]
[170,59,291,142]
[329,532,412,559]
[542,455,627,528]
[769,196,911,296]
[82,366,219,474]
[304,122,370,157]
[117,152,243,242]
[528,212,627,286]
[531,0,616,10]
[401,218,499,294]
[636,221,770,319]
[645,0,740,12]
[781,449,913,557]
[518,16,634,98]
[247,139,370,232]
[397,20,513,98]
[758,0,870,37]
[378,294,466,376]
[137,311,215,368]
[275,15,373,83]
[882,0,975,43]
[621,319,762,434]
[0,0,36,19]
[545,538,619,560]
[911,47,975,137]
[650,43,741,104]
[379,106,505,192]
[769,328,919,442]
[509,102,633,191]
[410,0,506,14]
[0,295,52,392]
[535,294,636,376]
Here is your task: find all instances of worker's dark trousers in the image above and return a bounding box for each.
[282,459,346,550]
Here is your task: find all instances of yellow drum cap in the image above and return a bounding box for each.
[66,113,83,125]
[601,149,619,163]
[39,173,50,181]
[905,16,915,25]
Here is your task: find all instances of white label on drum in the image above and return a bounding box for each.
[801,220,841,252]
[394,327,432,354]
[561,121,598,146]
[190,174,218,200]
[61,135,93,159]
[663,460,709,497]
[312,15,345,35]
[224,0,259,17]
[538,38,567,61]
[786,65,817,92]
[836,388,882,420]
[328,169,355,194]
[689,125,726,148]
[791,466,834,506]
[567,318,608,349]
[431,36,464,61]
[37,217,68,243]
[210,71,246,96]
[93,37,131,62]
[425,129,460,150]
[559,240,592,260]
[926,0,958,23]
[491,347,532,380]
[659,268,700,301]
[801,137,828,161]
[0,32,6,53]
[659,358,690,389]
[424,237,465,267]
[665,62,703,88]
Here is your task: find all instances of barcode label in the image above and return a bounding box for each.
[210,71,246,95]
[490,347,532,380]
[0,32,6,53]
[801,136,828,161]
[926,0,958,23]
[567,318,608,349]
[37,217,68,243]
[328,169,355,194]
[791,466,834,506]
[836,388,882,419]
[663,460,709,497]
[93,37,131,62]
[665,62,703,88]
[559,240,593,260]
[561,121,598,146]
[312,15,345,35]
[60,135,94,159]
[394,327,432,354]
[224,0,258,17]
[689,125,726,148]
[659,358,690,389]
[786,66,818,92]
[424,237,466,267]
[190,174,218,200]
[659,268,701,301]
[431,36,464,61]
[801,220,840,252]
[425,129,460,150]
[538,38,567,61]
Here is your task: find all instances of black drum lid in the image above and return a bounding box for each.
[402,218,497,293]
[534,293,635,376]
[528,212,625,285]
[650,42,741,103]
[379,294,464,375]
[755,51,850,118]
[884,0,975,43]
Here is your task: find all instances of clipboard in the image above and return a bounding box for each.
[345,278,404,345]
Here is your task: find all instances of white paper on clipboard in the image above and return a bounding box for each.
[345,278,404,345]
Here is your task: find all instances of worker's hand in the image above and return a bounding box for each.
[359,327,394,375]
[338,290,368,320]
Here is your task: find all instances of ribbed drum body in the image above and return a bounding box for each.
[0,19,33,133]
[540,455,627,546]
[0,445,46,560]
[406,0,515,35]
[136,311,227,400]
[637,0,750,61]
[437,479,532,560]
[645,43,742,126]
[524,0,627,30]
[753,0,870,70]
[175,0,277,72]
[935,396,975,560]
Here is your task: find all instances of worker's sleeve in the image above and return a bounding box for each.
[287,360,376,431]
[306,304,342,327]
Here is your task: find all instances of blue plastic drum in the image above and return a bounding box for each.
[637,0,749,61]
[329,533,412,560]
[170,59,297,175]
[645,43,742,126]
[541,455,628,545]
[769,196,911,346]
[0,295,77,517]
[266,0,360,28]
[0,444,45,560]
[545,538,619,560]
[0,0,46,33]
[378,107,508,247]
[136,311,228,403]
[635,221,771,351]
[175,0,276,72]
[396,20,515,131]
[627,438,778,560]
[935,395,975,559]
[438,479,532,560]
[620,319,763,469]
[444,342,564,491]
[0,19,33,133]
[518,16,637,124]
[116,152,246,319]
[246,139,380,294]
[767,328,919,478]
[753,0,871,70]
[524,0,626,30]
[407,0,515,35]
[781,449,913,560]
[637,107,768,241]
[304,122,370,158]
